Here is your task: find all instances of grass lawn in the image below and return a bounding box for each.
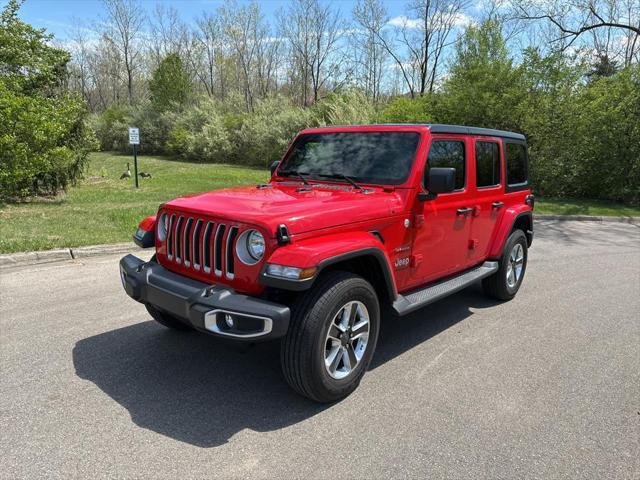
[535,197,640,217]
[0,152,268,254]
[1,152,638,254]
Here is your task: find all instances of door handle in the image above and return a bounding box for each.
[456,207,473,216]
[492,201,504,209]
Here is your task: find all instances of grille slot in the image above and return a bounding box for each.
[175,216,184,263]
[226,226,238,279]
[202,222,214,272]
[192,220,203,269]
[213,224,227,276]
[167,214,176,259]
[183,218,193,266]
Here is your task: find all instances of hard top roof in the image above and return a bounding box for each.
[304,123,526,141]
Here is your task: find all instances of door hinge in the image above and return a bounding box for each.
[468,238,479,250]
[410,254,423,267]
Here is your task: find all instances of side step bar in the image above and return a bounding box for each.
[392,261,499,316]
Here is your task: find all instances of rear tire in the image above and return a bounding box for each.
[483,229,528,301]
[281,271,380,403]
[145,303,192,330]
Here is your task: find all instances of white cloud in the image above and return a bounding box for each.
[388,16,422,30]
[388,12,475,31]
[452,12,474,28]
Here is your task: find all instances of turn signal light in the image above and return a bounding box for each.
[266,264,317,280]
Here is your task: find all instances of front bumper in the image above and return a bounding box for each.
[119,254,290,341]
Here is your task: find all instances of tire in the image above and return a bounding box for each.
[145,303,193,330]
[482,229,528,301]
[281,271,380,403]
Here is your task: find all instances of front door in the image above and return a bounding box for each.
[411,136,474,285]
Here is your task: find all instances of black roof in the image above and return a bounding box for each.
[310,123,526,141]
[427,124,526,141]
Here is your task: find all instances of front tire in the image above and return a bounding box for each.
[482,229,528,301]
[281,271,380,403]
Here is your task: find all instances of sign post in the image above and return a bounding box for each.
[128,127,140,188]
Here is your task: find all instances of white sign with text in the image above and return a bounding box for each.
[128,127,139,145]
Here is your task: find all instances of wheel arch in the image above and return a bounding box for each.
[488,209,533,259]
[260,232,398,305]
[315,249,397,305]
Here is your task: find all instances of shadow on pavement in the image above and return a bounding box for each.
[73,284,498,448]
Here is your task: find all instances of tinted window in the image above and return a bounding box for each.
[506,143,528,185]
[475,141,501,187]
[280,132,420,185]
[427,140,465,190]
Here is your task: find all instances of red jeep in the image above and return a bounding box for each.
[120,124,533,402]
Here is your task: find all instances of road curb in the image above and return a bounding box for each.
[0,243,142,270]
[1,215,638,269]
[536,214,640,224]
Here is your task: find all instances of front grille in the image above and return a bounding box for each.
[165,214,240,279]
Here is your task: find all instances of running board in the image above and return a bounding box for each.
[392,261,499,316]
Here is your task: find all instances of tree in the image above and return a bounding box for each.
[101,0,145,105]
[361,0,470,97]
[353,0,388,101]
[193,12,225,98]
[432,20,525,130]
[280,0,344,105]
[514,0,640,66]
[0,0,69,95]
[0,0,93,199]
[149,53,191,111]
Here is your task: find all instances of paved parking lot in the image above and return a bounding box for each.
[1,220,638,479]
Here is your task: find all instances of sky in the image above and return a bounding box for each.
[10,0,413,41]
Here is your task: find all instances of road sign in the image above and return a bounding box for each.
[129,128,140,188]
[128,127,140,145]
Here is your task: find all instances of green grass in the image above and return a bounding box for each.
[0,152,268,254]
[1,153,638,254]
[536,197,640,217]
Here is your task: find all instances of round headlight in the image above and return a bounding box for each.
[157,213,168,241]
[236,229,265,265]
[247,230,265,260]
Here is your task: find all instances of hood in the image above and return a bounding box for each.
[164,183,407,236]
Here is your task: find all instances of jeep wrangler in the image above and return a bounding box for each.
[120,124,533,403]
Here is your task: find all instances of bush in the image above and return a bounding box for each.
[0,0,94,199]
[0,84,94,198]
[313,91,375,126]
[166,99,232,162]
[91,105,131,152]
[378,95,433,123]
[235,97,316,167]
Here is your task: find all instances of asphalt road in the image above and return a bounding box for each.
[1,220,639,479]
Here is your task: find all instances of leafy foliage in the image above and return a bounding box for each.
[379,21,639,206]
[0,0,94,199]
[149,53,192,112]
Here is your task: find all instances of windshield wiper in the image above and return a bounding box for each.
[316,173,363,190]
[279,169,310,185]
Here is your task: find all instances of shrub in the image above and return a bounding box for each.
[313,91,375,126]
[0,0,94,199]
[91,105,130,152]
[235,97,316,167]
[0,85,94,198]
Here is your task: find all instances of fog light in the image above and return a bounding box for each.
[224,314,235,328]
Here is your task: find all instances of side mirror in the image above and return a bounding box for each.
[270,160,280,175]
[419,167,456,200]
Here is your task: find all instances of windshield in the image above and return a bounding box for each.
[278,132,421,185]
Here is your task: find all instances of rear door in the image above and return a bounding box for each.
[468,137,504,264]
[411,135,474,284]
